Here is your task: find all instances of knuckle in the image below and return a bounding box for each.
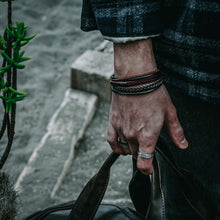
[171,122,179,128]
[107,136,115,145]
[174,127,184,138]
[113,148,122,154]
[140,144,154,151]
[141,132,156,142]
[177,126,184,134]
[167,105,178,121]
[168,118,179,128]
[137,161,152,171]
[124,130,136,140]
[139,137,156,149]
[110,112,120,123]
[137,164,152,173]
[139,131,151,139]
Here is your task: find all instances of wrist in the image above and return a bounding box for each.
[113,38,157,78]
[110,70,164,96]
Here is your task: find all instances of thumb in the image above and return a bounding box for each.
[165,104,188,149]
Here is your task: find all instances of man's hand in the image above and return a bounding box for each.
[107,39,188,175]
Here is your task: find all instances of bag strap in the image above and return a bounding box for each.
[67,152,119,220]
[129,154,165,220]
[68,136,216,220]
[145,154,165,220]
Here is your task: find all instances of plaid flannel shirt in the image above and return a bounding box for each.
[81,0,220,104]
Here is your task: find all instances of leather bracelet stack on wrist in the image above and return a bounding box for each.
[110,69,164,95]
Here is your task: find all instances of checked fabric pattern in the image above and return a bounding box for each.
[81,0,220,104]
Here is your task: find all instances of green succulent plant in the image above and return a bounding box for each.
[0,22,35,112]
[0,0,35,169]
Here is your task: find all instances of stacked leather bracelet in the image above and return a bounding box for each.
[110,69,164,95]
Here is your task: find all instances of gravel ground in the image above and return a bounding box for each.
[0,0,102,184]
[55,101,133,207]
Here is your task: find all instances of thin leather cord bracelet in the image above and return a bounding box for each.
[112,86,162,95]
[110,70,164,95]
[111,69,160,81]
[112,81,163,95]
[113,77,164,93]
[110,75,161,87]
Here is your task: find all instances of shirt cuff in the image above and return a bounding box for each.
[103,34,161,43]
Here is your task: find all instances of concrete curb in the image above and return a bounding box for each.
[14,88,98,199]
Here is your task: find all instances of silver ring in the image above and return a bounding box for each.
[138,151,154,159]
[117,137,129,146]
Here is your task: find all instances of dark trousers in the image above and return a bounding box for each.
[158,84,220,219]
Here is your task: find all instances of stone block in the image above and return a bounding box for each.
[95,40,113,53]
[70,50,114,103]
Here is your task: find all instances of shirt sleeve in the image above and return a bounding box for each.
[81,0,162,43]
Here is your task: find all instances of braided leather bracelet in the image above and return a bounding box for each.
[110,70,164,95]
[113,78,164,92]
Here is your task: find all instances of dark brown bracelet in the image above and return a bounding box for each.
[110,70,164,95]
[110,75,162,87]
[112,79,163,95]
[112,85,162,95]
[111,69,160,81]
[113,77,163,92]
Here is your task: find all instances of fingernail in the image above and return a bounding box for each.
[179,138,188,148]
[180,138,186,144]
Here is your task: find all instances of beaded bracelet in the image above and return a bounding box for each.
[110,69,164,95]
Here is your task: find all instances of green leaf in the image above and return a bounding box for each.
[2,87,9,92]
[22,29,27,38]
[1,65,12,72]
[9,97,25,102]
[0,86,26,113]
[0,35,7,49]
[19,57,32,62]
[0,76,6,89]
[1,51,13,63]
[1,51,20,68]
[0,95,7,100]
[5,104,9,113]
[10,25,17,30]
[1,51,27,69]
[23,34,36,41]
[9,103,12,112]
[0,65,12,74]
[12,40,21,49]
[6,104,9,113]
[9,87,26,96]
[16,22,25,38]
[19,51,25,58]
[6,27,16,38]
[20,40,29,47]
[13,62,25,69]
[3,29,8,41]
[14,49,20,60]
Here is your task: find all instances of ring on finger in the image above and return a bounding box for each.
[117,137,129,146]
[138,151,154,159]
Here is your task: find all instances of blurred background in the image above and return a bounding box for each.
[0,0,133,219]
